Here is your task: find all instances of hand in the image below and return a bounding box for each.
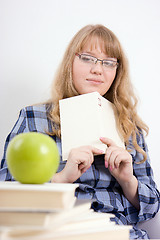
[100,137,133,184]
[61,146,104,183]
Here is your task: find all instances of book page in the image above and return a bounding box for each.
[60,92,124,161]
[60,93,101,160]
[99,95,124,148]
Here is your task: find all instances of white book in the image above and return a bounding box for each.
[59,92,125,161]
[0,181,79,211]
[0,199,92,228]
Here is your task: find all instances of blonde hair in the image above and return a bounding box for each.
[47,24,149,163]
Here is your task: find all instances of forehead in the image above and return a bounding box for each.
[81,37,106,54]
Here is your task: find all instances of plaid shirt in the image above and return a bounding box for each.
[0,104,160,239]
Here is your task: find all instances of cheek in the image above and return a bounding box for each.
[72,60,77,81]
[72,61,82,91]
[104,70,116,84]
[72,60,88,83]
[72,60,81,82]
[102,71,116,94]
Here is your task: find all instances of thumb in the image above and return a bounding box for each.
[100,137,116,147]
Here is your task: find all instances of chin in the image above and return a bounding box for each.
[79,88,106,96]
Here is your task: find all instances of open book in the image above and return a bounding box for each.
[60,92,124,161]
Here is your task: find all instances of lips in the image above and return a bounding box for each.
[86,79,103,84]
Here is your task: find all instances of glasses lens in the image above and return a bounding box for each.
[103,60,117,68]
[80,54,95,64]
[77,53,118,69]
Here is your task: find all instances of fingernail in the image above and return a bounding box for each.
[110,165,113,171]
[100,150,105,154]
[100,137,104,140]
[105,161,108,168]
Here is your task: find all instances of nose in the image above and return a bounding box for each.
[90,61,103,75]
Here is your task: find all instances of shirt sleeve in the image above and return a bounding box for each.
[0,104,55,181]
[129,132,160,223]
[0,108,29,181]
[0,107,36,181]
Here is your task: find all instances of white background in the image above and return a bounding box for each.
[0,0,160,189]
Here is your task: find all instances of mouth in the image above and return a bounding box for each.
[86,79,103,84]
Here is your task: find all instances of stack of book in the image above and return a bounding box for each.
[0,181,131,240]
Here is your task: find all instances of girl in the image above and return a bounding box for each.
[0,24,159,239]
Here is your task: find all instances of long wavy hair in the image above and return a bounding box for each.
[47,24,149,163]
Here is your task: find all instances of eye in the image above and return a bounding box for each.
[80,54,95,63]
[103,60,116,68]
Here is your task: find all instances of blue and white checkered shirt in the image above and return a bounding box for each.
[0,104,160,239]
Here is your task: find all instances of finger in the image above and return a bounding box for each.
[78,159,90,170]
[100,137,116,147]
[107,148,120,170]
[105,160,108,168]
[85,152,94,167]
[79,160,92,173]
[104,147,112,168]
[114,154,123,168]
[105,146,117,167]
[79,162,87,170]
[78,151,93,170]
[114,151,132,167]
[81,148,94,166]
[81,165,91,174]
[89,146,105,155]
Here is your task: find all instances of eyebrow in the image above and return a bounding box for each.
[82,51,105,56]
[81,52,117,61]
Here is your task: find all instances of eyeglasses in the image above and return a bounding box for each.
[75,53,119,69]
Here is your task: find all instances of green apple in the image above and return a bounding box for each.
[6,132,60,184]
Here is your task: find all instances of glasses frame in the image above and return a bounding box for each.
[75,53,119,68]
